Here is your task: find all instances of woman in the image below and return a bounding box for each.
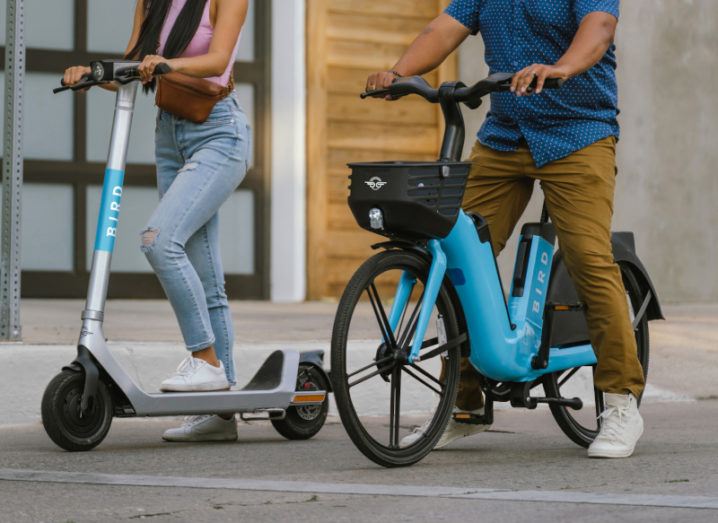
[63,0,250,443]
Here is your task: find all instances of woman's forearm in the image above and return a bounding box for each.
[168,52,233,79]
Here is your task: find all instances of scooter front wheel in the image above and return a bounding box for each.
[42,370,113,452]
[332,249,461,467]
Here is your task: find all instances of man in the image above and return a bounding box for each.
[367,0,645,458]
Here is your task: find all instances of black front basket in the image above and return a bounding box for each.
[348,161,471,240]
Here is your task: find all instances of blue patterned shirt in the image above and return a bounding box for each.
[446,0,620,167]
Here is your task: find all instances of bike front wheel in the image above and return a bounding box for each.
[331,249,461,467]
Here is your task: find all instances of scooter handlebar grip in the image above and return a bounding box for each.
[154,63,172,76]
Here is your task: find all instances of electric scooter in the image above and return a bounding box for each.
[41,60,330,452]
[331,73,662,467]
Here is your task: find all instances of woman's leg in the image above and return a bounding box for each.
[185,214,236,386]
[141,145,246,381]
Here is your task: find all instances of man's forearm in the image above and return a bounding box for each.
[556,12,617,78]
[366,13,470,91]
[393,14,468,76]
[512,11,617,94]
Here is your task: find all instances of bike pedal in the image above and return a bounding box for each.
[452,412,490,425]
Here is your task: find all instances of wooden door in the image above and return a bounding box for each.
[306,0,456,299]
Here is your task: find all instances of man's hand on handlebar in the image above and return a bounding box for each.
[365,70,402,99]
[511,63,570,95]
[138,55,174,84]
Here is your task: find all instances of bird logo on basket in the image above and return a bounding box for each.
[365,176,387,191]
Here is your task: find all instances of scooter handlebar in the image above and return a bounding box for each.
[54,61,173,94]
[114,62,172,82]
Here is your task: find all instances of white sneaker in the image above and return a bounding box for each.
[160,356,230,392]
[162,415,238,442]
[588,393,644,459]
[401,407,492,449]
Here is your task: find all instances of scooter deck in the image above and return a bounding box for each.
[118,350,325,417]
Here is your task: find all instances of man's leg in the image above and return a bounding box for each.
[455,141,535,411]
[533,137,645,399]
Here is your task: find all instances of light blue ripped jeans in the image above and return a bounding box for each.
[141,93,251,386]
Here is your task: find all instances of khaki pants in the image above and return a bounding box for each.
[455,137,645,411]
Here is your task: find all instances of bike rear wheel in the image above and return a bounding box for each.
[543,263,650,448]
[331,249,461,467]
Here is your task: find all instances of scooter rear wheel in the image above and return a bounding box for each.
[271,363,329,440]
[543,264,650,448]
[332,249,461,467]
[42,370,113,452]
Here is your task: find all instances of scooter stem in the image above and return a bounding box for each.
[83,82,138,321]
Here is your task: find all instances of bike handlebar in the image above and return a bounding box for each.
[361,72,564,107]
[53,61,172,94]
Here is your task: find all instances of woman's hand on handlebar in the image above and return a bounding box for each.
[138,55,173,84]
[511,63,570,96]
[63,65,92,88]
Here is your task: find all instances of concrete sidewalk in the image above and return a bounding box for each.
[1,300,716,423]
[8,300,718,396]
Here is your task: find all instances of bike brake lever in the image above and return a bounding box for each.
[54,73,97,94]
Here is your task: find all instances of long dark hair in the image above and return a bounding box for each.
[126,0,208,84]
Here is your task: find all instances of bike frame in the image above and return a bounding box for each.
[387,211,597,383]
[74,78,323,416]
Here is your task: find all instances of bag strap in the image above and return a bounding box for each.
[225,72,235,97]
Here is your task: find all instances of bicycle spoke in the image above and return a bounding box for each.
[348,364,394,389]
[558,366,581,388]
[416,333,467,362]
[367,283,397,348]
[389,366,401,448]
[402,366,442,395]
[396,283,415,340]
[346,355,394,380]
[419,337,439,350]
[409,363,445,389]
[396,289,424,349]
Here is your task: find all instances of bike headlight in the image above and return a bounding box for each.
[368,208,384,230]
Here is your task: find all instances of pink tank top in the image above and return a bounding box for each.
[157,0,240,86]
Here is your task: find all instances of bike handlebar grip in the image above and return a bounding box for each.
[360,89,391,99]
[540,78,565,89]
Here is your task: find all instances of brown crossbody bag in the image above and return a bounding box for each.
[155,71,234,124]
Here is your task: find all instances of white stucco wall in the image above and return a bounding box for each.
[270,0,306,302]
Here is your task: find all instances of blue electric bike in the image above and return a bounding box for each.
[331,73,663,467]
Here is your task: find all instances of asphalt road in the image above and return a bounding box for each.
[1,301,716,522]
[1,400,717,522]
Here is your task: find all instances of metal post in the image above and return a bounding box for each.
[0,0,25,341]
